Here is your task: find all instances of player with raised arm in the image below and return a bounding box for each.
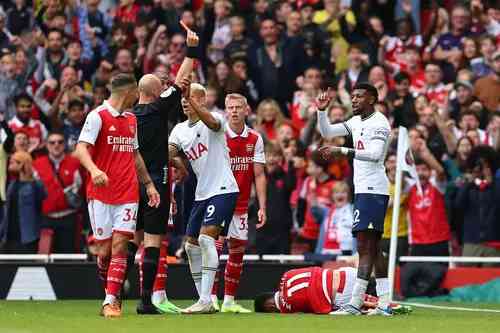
[74,74,160,318]
[211,93,267,313]
[315,83,392,316]
[169,84,239,314]
[128,20,198,315]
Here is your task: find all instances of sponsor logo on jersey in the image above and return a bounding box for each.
[184,143,208,160]
[107,135,135,152]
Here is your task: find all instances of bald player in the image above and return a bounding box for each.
[128,21,199,315]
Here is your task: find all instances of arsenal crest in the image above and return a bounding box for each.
[129,124,136,135]
[246,144,254,153]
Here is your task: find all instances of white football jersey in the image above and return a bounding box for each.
[169,112,239,201]
[345,112,391,195]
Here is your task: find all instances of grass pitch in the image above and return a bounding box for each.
[1,300,499,333]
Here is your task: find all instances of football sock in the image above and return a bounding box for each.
[199,234,219,304]
[376,277,390,309]
[152,240,168,302]
[105,253,127,302]
[97,255,110,289]
[185,242,202,296]
[211,239,224,297]
[126,241,138,278]
[349,278,369,309]
[142,247,159,302]
[223,238,247,305]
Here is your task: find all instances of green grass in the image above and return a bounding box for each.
[0,300,499,333]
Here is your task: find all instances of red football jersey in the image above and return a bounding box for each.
[9,116,48,150]
[407,182,450,245]
[79,102,139,204]
[225,125,265,215]
[277,267,336,314]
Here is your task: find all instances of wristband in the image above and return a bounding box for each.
[340,147,349,155]
[186,46,198,59]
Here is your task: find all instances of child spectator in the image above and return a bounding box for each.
[313,181,354,255]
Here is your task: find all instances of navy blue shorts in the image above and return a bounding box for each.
[186,193,239,238]
[352,193,389,234]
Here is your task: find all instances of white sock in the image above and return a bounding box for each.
[198,234,219,304]
[185,242,202,297]
[376,277,390,309]
[152,290,167,304]
[103,294,116,306]
[223,295,235,305]
[211,294,219,304]
[349,278,369,309]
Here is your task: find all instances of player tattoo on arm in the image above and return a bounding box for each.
[187,96,221,131]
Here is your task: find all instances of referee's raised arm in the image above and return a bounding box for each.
[174,20,200,87]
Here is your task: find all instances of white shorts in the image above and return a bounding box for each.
[88,199,138,241]
[227,213,249,240]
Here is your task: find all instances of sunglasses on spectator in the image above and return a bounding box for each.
[48,140,64,145]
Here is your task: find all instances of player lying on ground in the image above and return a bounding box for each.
[315,83,393,316]
[210,93,267,313]
[169,83,240,314]
[254,266,411,315]
[74,74,160,318]
[126,20,198,315]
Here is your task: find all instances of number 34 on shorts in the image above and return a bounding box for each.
[228,214,249,240]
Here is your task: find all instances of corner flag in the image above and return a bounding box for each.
[396,126,422,196]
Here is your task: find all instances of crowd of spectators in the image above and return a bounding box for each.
[0,0,498,267]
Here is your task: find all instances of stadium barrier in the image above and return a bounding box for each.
[0,255,317,300]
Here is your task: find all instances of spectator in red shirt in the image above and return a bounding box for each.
[255,98,288,142]
[33,132,82,253]
[421,62,451,109]
[407,157,450,258]
[8,93,48,154]
[115,0,139,26]
[296,154,336,253]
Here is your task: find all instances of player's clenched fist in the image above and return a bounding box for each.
[316,87,334,111]
[146,183,161,208]
[315,145,342,162]
[91,168,109,187]
[180,20,199,47]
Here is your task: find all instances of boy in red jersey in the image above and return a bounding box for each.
[211,93,267,313]
[74,74,160,318]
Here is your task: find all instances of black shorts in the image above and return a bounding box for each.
[136,178,170,235]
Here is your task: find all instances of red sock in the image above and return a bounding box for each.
[106,253,128,297]
[97,255,110,287]
[224,238,246,297]
[211,239,224,296]
[153,240,168,292]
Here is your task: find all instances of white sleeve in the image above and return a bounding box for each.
[253,134,266,164]
[78,111,102,145]
[168,125,181,150]
[40,122,48,140]
[212,112,226,132]
[353,126,390,162]
[317,110,350,139]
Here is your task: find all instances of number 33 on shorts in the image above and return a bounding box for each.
[228,214,249,240]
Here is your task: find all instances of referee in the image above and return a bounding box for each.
[129,21,199,315]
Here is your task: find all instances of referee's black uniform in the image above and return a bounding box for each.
[134,84,183,235]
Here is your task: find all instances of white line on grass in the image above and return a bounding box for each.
[401,302,500,313]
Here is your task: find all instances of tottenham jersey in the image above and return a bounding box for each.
[344,111,391,195]
[169,112,239,201]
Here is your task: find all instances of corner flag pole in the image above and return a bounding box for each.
[388,127,405,301]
